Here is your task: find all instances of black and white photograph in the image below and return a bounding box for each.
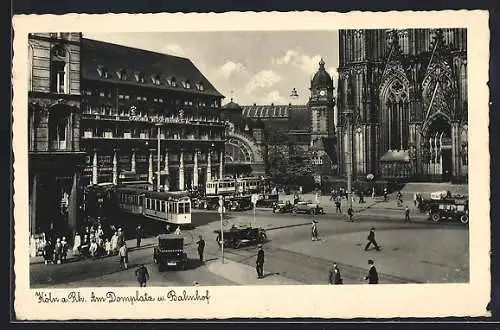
[12,11,490,319]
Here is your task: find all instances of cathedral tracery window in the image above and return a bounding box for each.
[382,77,410,151]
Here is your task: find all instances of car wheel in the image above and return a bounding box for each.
[460,214,469,224]
[431,213,441,223]
[292,209,297,214]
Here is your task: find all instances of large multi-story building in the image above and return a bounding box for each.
[337,28,468,183]
[28,33,226,235]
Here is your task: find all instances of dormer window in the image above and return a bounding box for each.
[152,74,161,85]
[183,80,191,89]
[170,77,177,87]
[135,72,145,83]
[97,66,109,78]
[117,69,128,80]
[196,82,205,91]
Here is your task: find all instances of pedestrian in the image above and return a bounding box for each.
[364,227,381,251]
[371,187,376,200]
[135,264,150,287]
[413,193,418,207]
[119,242,129,270]
[328,262,343,284]
[136,224,143,248]
[61,237,68,261]
[174,226,182,236]
[364,259,379,284]
[117,228,125,248]
[89,239,98,259]
[73,232,81,256]
[347,206,354,222]
[104,238,112,256]
[81,234,90,258]
[196,235,205,262]
[54,238,63,264]
[256,244,265,279]
[335,199,342,213]
[383,188,388,202]
[397,191,403,207]
[111,231,119,255]
[359,191,365,204]
[43,239,53,265]
[311,220,319,241]
[404,206,411,223]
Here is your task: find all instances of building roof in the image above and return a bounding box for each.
[242,105,290,119]
[81,38,223,97]
[223,99,241,109]
[311,58,333,90]
[240,104,311,133]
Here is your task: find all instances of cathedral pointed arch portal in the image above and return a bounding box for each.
[337,28,468,183]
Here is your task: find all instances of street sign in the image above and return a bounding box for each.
[219,196,224,206]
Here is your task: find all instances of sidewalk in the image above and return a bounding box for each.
[206,258,302,285]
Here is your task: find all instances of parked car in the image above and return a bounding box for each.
[153,234,188,271]
[273,200,294,213]
[292,201,325,215]
[427,197,469,224]
[229,196,253,211]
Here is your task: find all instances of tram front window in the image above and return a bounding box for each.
[178,202,185,214]
[184,202,190,213]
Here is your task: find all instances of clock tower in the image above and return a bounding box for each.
[309,58,335,151]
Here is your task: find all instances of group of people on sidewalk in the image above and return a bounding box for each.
[327,259,379,285]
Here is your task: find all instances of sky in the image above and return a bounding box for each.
[84,31,339,106]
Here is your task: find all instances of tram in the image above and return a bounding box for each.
[115,186,192,225]
[205,178,237,196]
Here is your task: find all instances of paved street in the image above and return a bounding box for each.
[30,196,469,288]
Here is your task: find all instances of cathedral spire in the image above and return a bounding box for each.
[319,58,325,70]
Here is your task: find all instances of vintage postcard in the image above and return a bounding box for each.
[12,10,490,319]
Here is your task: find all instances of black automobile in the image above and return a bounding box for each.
[427,198,469,225]
[229,196,253,211]
[273,200,294,213]
[153,234,188,271]
[214,226,268,249]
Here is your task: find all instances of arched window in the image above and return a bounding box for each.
[50,45,69,94]
[381,77,410,151]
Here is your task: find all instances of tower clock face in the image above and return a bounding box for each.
[319,90,326,96]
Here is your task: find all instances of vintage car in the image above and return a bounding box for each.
[427,197,469,224]
[273,200,294,213]
[229,196,253,211]
[153,234,188,271]
[214,225,268,249]
[292,201,325,215]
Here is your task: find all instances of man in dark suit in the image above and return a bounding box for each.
[364,227,381,251]
[328,263,343,285]
[364,259,379,284]
[256,245,265,279]
[135,264,150,287]
[196,235,205,263]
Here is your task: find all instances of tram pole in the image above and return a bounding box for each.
[219,195,224,264]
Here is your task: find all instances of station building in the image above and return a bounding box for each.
[28,33,226,235]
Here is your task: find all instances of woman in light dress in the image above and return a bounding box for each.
[73,232,81,255]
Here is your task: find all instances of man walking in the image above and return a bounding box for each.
[256,244,265,279]
[335,199,342,213]
[404,206,411,223]
[311,220,319,241]
[364,259,379,284]
[136,224,143,248]
[347,206,354,222]
[328,263,343,285]
[364,227,381,251]
[196,235,205,263]
[135,264,150,287]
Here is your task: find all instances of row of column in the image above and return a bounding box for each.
[92,149,224,190]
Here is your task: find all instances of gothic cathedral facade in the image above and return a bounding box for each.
[337,29,468,183]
